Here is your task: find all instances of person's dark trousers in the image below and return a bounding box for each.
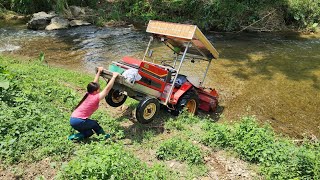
[70,117,105,138]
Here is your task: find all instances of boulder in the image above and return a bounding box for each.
[27,11,56,30]
[45,17,69,30]
[70,20,91,27]
[69,6,86,18]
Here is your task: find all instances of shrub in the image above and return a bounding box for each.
[58,143,176,179]
[200,116,320,179]
[232,117,276,163]
[164,119,185,131]
[0,63,78,163]
[0,0,99,14]
[0,57,122,164]
[201,122,232,148]
[286,0,320,30]
[156,137,203,164]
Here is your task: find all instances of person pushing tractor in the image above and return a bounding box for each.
[68,67,119,141]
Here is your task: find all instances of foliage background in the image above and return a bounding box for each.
[0,0,319,31]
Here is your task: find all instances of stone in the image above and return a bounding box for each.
[45,17,69,30]
[27,12,56,30]
[70,20,90,27]
[69,6,86,18]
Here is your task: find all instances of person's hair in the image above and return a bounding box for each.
[73,82,100,111]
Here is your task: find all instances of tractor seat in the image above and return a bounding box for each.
[186,76,201,88]
[172,75,201,88]
[173,74,187,88]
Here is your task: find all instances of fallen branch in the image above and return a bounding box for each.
[238,9,277,33]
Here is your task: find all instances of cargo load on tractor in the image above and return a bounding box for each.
[100,20,219,124]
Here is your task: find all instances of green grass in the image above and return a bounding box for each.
[156,137,204,165]
[57,142,178,180]
[0,56,82,164]
[1,55,319,179]
[200,116,320,179]
[0,55,176,178]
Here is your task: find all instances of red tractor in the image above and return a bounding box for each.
[101,20,219,123]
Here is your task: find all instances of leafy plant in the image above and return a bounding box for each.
[38,51,45,63]
[201,122,232,148]
[199,116,320,179]
[286,0,320,30]
[156,137,203,164]
[232,117,276,163]
[0,56,121,164]
[164,119,185,131]
[58,142,176,179]
[0,65,11,89]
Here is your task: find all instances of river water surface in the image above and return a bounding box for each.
[1,20,319,138]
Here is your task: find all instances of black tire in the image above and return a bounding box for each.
[172,89,199,116]
[105,89,127,107]
[136,97,160,124]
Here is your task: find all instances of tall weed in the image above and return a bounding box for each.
[201,122,232,148]
[201,116,320,179]
[156,137,203,164]
[0,56,121,164]
[58,143,177,179]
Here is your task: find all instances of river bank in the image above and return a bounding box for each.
[1,0,320,32]
[1,55,319,179]
[1,18,320,139]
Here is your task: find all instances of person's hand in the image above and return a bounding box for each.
[97,67,104,73]
[112,72,119,78]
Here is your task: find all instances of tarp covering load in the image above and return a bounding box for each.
[146,20,219,60]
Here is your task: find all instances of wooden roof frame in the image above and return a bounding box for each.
[146,20,219,60]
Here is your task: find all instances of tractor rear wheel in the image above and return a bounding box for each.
[173,90,199,115]
[105,89,127,107]
[136,97,160,124]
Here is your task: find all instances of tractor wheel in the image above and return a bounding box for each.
[136,97,160,124]
[172,90,199,116]
[105,89,127,107]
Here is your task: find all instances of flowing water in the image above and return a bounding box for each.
[1,20,319,138]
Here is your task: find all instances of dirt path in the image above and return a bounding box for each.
[203,151,260,180]
[0,158,57,180]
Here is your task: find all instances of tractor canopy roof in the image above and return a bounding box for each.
[146,20,219,61]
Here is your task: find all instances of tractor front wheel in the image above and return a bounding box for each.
[136,97,160,124]
[173,90,199,116]
[105,89,127,107]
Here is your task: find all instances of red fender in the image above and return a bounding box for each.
[171,82,193,104]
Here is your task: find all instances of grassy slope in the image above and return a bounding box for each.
[1,55,319,179]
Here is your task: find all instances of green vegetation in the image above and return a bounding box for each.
[0,0,98,14]
[156,137,204,164]
[0,57,78,164]
[0,55,177,178]
[201,117,320,179]
[58,142,176,179]
[1,0,319,31]
[90,0,320,32]
[1,55,319,179]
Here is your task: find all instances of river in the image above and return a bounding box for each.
[1,20,319,138]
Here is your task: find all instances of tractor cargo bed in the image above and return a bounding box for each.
[100,70,161,100]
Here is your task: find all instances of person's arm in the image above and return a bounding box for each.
[93,67,104,83]
[99,72,119,100]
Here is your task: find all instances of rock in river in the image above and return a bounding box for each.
[45,17,70,30]
[70,20,91,27]
[27,11,56,30]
